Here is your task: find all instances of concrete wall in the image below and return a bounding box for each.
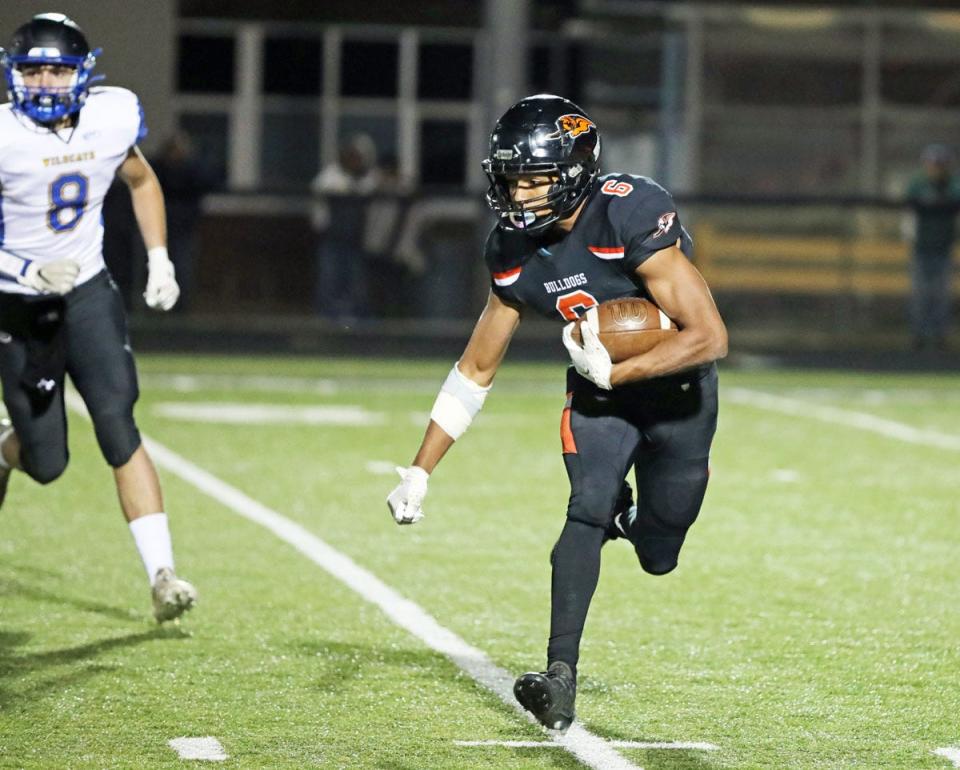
[0,1,176,151]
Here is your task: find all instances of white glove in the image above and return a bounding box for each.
[17,258,81,295]
[562,321,590,378]
[562,307,613,390]
[144,247,180,311]
[386,466,429,525]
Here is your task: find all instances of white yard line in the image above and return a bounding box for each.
[168,737,228,761]
[936,748,960,768]
[771,469,800,483]
[65,390,642,770]
[139,373,340,395]
[138,371,562,396]
[455,740,718,750]
[365,460,398,475]
[725,387,960,451]
[152,402,383,426]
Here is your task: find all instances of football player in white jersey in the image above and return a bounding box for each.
[0,13,196,622]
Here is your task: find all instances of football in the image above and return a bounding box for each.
[571,297,678,362]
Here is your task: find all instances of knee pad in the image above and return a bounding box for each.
[21,444,68,484]
[90,409,141,467]
[566,485,622,528]
[635,534,683,575]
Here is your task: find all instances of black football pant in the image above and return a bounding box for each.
[0,271,142,483]
[548,364,718,677]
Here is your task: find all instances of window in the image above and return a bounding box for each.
[420,120,467,186]
[179,113,229,189]
[341,40,398,97]
[261,111,320,190]
[882,62,960,107]
[417,43,473,100]
[178,35,235,93]
[264,37,322,96]
[706,57,861,106]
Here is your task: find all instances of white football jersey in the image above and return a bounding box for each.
[0,86,145,295]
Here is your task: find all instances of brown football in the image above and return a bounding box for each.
[571,297,678,362]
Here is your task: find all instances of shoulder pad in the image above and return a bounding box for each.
[87,86,146,145]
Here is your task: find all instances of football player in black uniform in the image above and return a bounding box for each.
[388,94,727,730]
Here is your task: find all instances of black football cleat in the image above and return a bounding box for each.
[602,480,635,546]
[0,419,12,510]
[514,661,577,731]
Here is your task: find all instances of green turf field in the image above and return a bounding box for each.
[2,355,959,769]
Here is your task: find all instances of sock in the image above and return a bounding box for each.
[129,512,175,584]
[546,519,605,681]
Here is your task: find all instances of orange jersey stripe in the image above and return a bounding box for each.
[560,407,577,454]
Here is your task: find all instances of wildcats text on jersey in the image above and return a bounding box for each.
[43,151,96,167]
[543,272,588,294]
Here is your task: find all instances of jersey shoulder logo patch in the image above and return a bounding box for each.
[652,211,676,239]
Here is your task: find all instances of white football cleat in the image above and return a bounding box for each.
[151,567,197,623]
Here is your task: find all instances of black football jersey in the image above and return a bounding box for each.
[484,173,692,323]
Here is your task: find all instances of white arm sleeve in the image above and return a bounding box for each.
[429,363,492,441]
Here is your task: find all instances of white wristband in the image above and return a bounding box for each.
[429,363,491,441]
[147,246,170,267]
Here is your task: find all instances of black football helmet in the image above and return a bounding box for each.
[482,94,601,233]
[1,13,101,124]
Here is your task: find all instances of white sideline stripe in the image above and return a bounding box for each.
[64,390,641,770]
[726,387,960,451]
[936,747,960,767]
[168,737,228,761]
[152,402,383,426]
[456,740,718,751]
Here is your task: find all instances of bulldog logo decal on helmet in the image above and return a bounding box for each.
[550,114,596,141]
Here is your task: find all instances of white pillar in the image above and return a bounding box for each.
[229,23,264,190]
[319,27,342,170]
[482,0,530,131]
[398,28,419,186]
[680,9,704,194]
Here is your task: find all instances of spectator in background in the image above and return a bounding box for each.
[363,159,414,317]
[150,131,214,312]
[310,133,383,321]
[905,144,960,351]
